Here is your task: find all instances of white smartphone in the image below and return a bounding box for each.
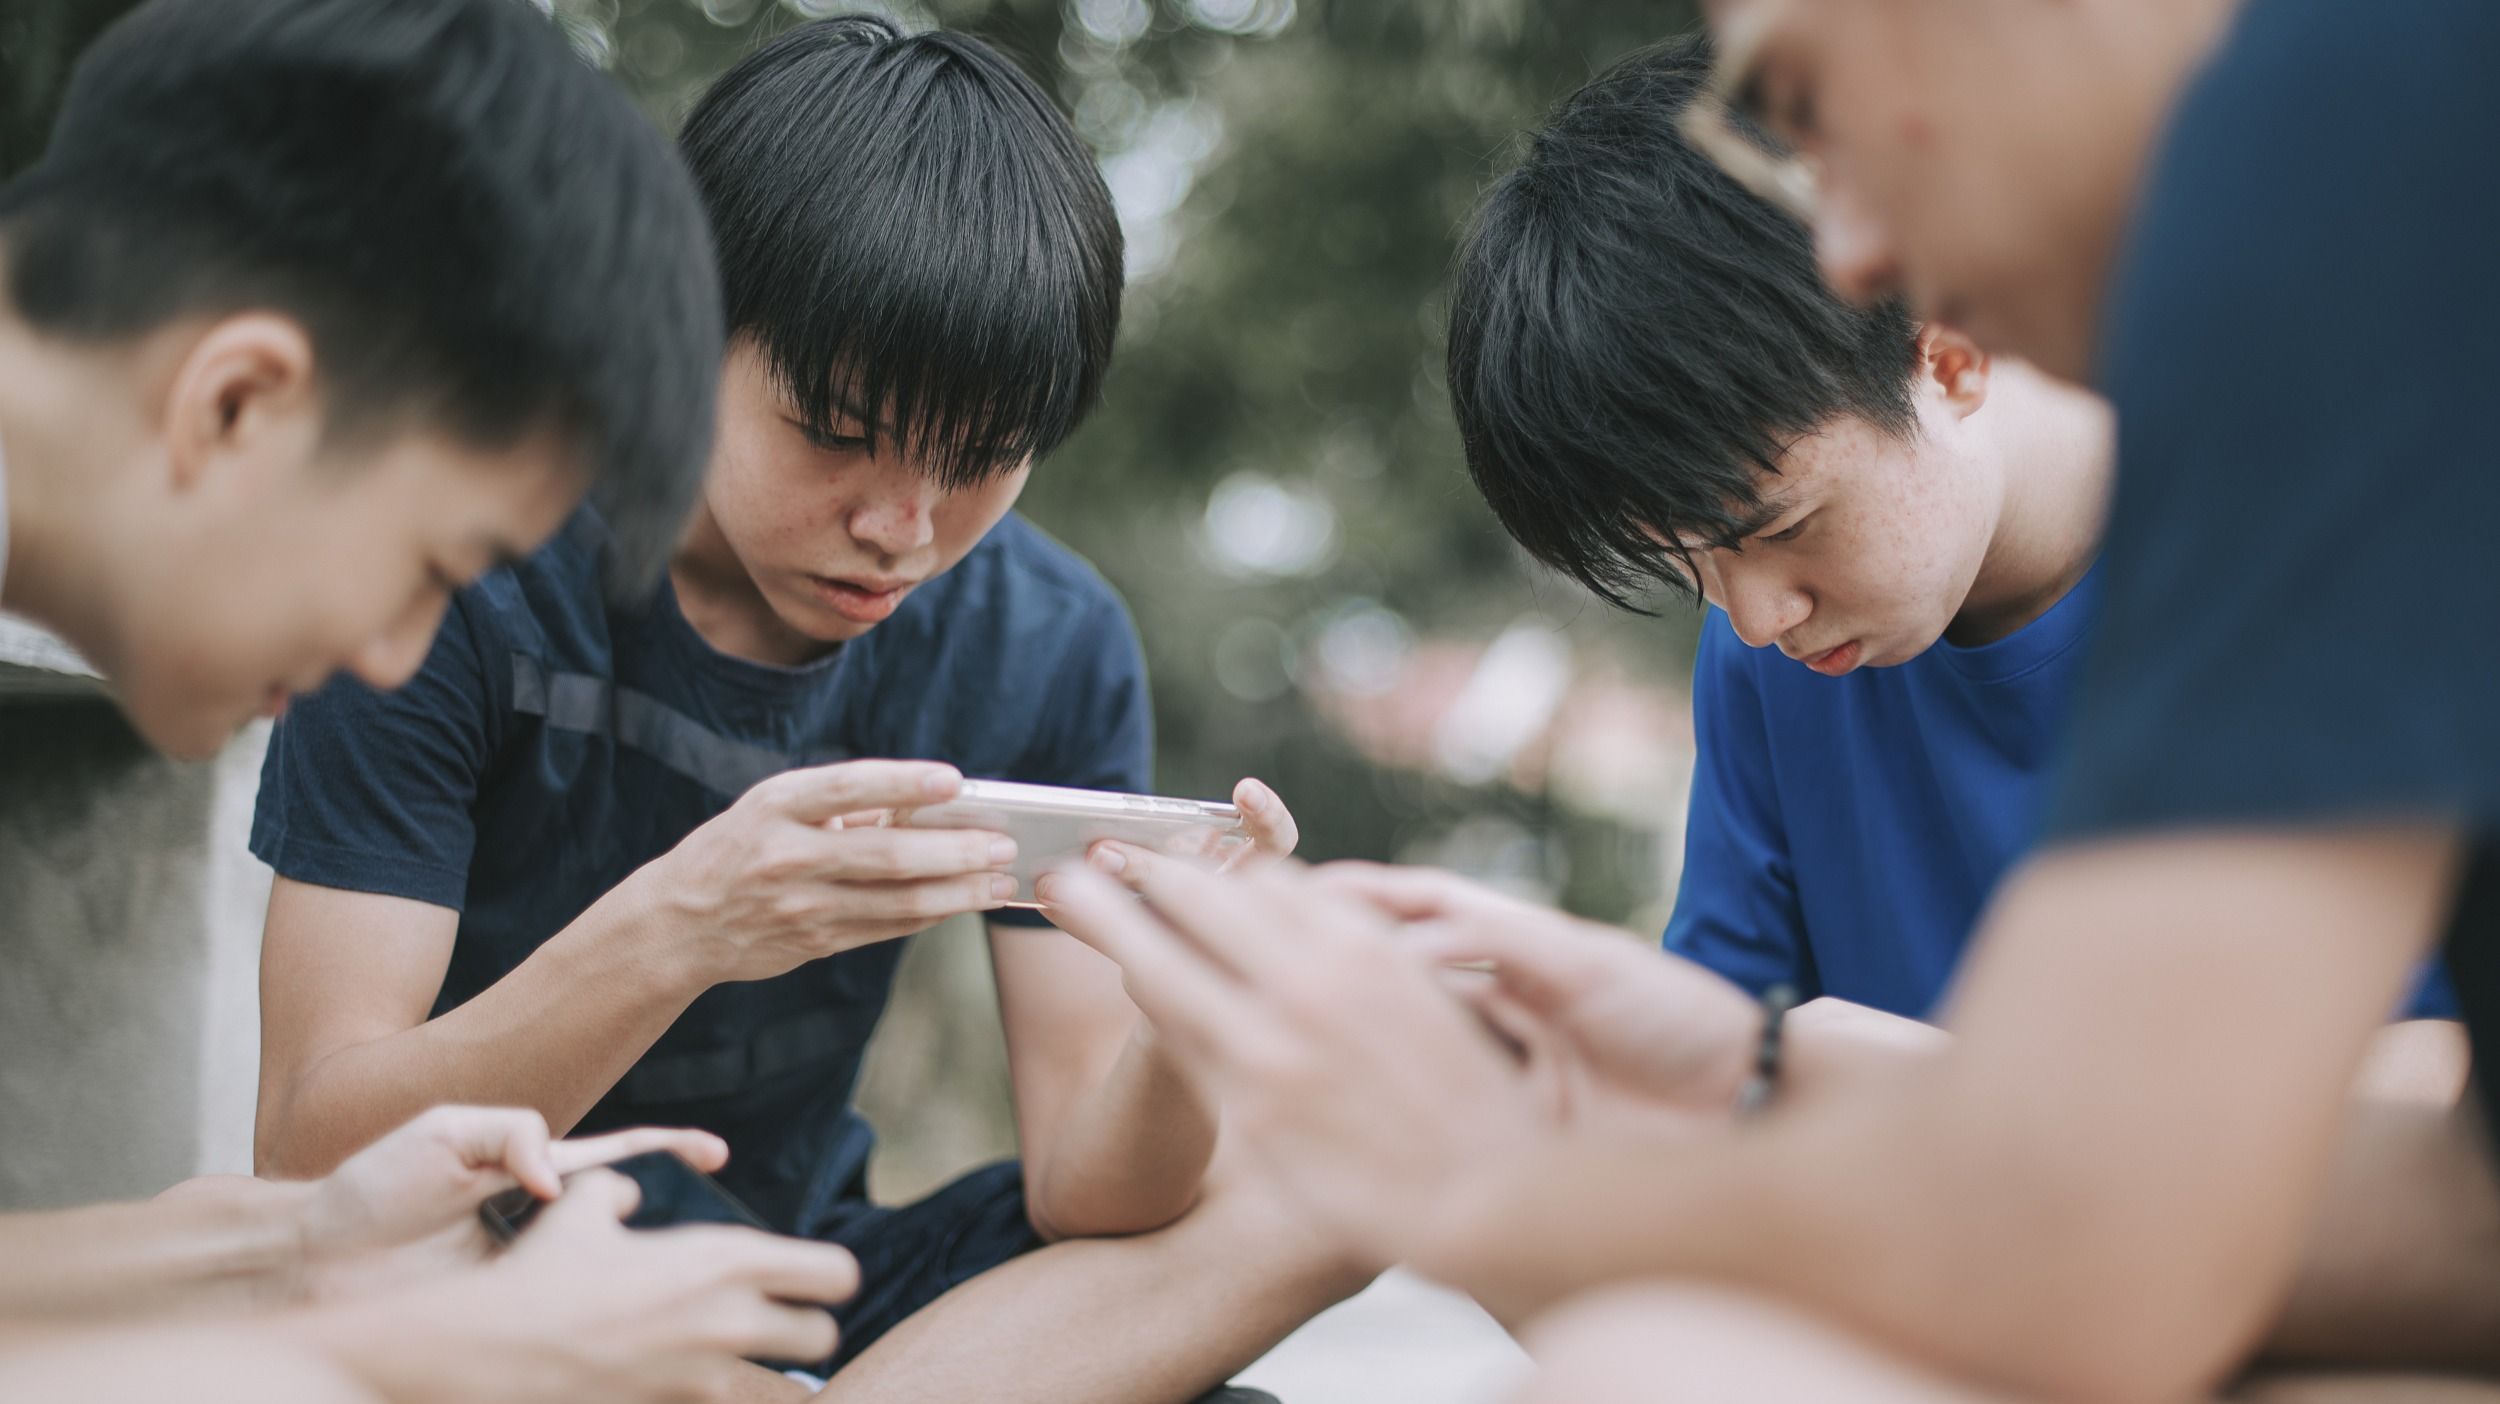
[893,779,1251,909]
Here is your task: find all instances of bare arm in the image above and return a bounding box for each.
[255,878,704,1176]
[0,1179,315,1324]
[1433,827,2457,1401]
[991,921,1217,1240]
[995,778,1300,1240]
[257,762,1014,1177]
[0,1328,378,1404]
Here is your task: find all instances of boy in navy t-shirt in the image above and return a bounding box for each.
[248,19,1359,1401]
[1444,36,2458,1070]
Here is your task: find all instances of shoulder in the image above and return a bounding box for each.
[904,514,1137,662]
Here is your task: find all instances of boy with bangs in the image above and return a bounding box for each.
[248,16,1359,1403]
[1447,34,2458,1076]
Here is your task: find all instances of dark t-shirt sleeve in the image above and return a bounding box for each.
[2045,0,2500,844]
[249,595,501,910]
[1664,614,1812,998]
[993,589,1154,927]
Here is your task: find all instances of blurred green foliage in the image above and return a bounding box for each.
[2,0,1709,926]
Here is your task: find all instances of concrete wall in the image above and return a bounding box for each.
[0,619,271,1208]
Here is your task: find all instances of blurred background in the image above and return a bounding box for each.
[3,1,1702,1392]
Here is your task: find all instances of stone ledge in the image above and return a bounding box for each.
[0,614,106,701]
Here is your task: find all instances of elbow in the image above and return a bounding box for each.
[1022,1166,1198,1244]
[252,1079,353,1182]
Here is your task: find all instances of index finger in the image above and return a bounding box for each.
[547,1127,732,1180]
[682,1228,863,1307]
[757,761,962,825]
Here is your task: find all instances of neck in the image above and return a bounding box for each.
[0,307,144,668]
[667,503,837,668]
[1948,362,2115,646]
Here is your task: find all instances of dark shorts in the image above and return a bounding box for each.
[810,1159,1047,1375]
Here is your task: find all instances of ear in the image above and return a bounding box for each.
[1917,322,1992,419]
[159,313,322,496]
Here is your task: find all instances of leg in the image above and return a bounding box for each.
[1518,1283,2004,1404]
[817,1151,1374,1404]
[1516,1283,2500,1404]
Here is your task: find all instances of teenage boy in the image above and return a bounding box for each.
[1451,36,2456,1074]
[1043,1,2500,1401]
[0,0,859,1397]
[250,18,1363,1404]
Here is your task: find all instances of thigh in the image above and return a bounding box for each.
[1520,1283,2007,1404]
[2229,1373,2500,1403]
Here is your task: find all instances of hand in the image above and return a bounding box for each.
[1037,777,1300,903]
[296,1105,732,1301]
[299,1169,859,1404]
[1041,859,1543,1273]
[1320,864,1763,1133]
[625,760,1020,986]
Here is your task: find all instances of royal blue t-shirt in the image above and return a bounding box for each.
[1664,573,2101,1018]
[1665,572,2456,1021]
[251,508,1151,1236]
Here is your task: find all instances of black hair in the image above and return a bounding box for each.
[0,0,724,588]
[1446,31,1923,609]
[679,16,1122,488]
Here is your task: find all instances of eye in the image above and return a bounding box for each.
[1759,516,1810,545]
[790,417,871,455]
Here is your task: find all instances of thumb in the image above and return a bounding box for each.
[532,1168,641,1236]
[1404,919,1594,1017]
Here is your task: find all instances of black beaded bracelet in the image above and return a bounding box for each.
[1734,983,1799,1119]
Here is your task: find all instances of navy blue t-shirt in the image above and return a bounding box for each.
[251,508,1151,1235]
[2048,0,2498,1119]
[1666,577,2098,1018]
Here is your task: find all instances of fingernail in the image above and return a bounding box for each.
[990,837,1019,865]
[1090,846,1127,875]
[923,770,960,798]
[1033,875,1061,905]
[991,875,1019,901]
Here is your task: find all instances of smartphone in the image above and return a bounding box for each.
[477,1148,771,1243]
[892,779,1251,908]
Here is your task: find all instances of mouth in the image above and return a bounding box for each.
[1799,640,1863,677]
[807,574,916,625]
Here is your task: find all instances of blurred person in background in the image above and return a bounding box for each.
[1042,1,2500,1400]
[0,0,865,1398]
[250,17,1360,1404]
[1447,31,2458,1099]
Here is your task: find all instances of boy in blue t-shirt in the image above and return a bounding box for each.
[247,19,1359,1403]
[1445,37,2458,1063]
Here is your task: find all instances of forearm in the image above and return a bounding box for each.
[0,1326,378,1403]
[1025,1019,1219,1240]
[2261,1098,2500,1369]
[1444,1048,2309,1402]
[0,1179,317,1324]
[261,889,703,1177]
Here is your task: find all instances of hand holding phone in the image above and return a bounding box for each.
[893,780,1252,908]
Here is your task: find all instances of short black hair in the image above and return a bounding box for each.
[0,0,724,587]
[680,16,1122,488]
[1447,32,1922,609]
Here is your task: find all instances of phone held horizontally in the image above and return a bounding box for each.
[892,779,1251,907]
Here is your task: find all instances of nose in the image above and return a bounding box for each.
[1813,182,1903,309]
[1715,557,1811,650]
[346,589,450,691]
[848,480,938,562]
